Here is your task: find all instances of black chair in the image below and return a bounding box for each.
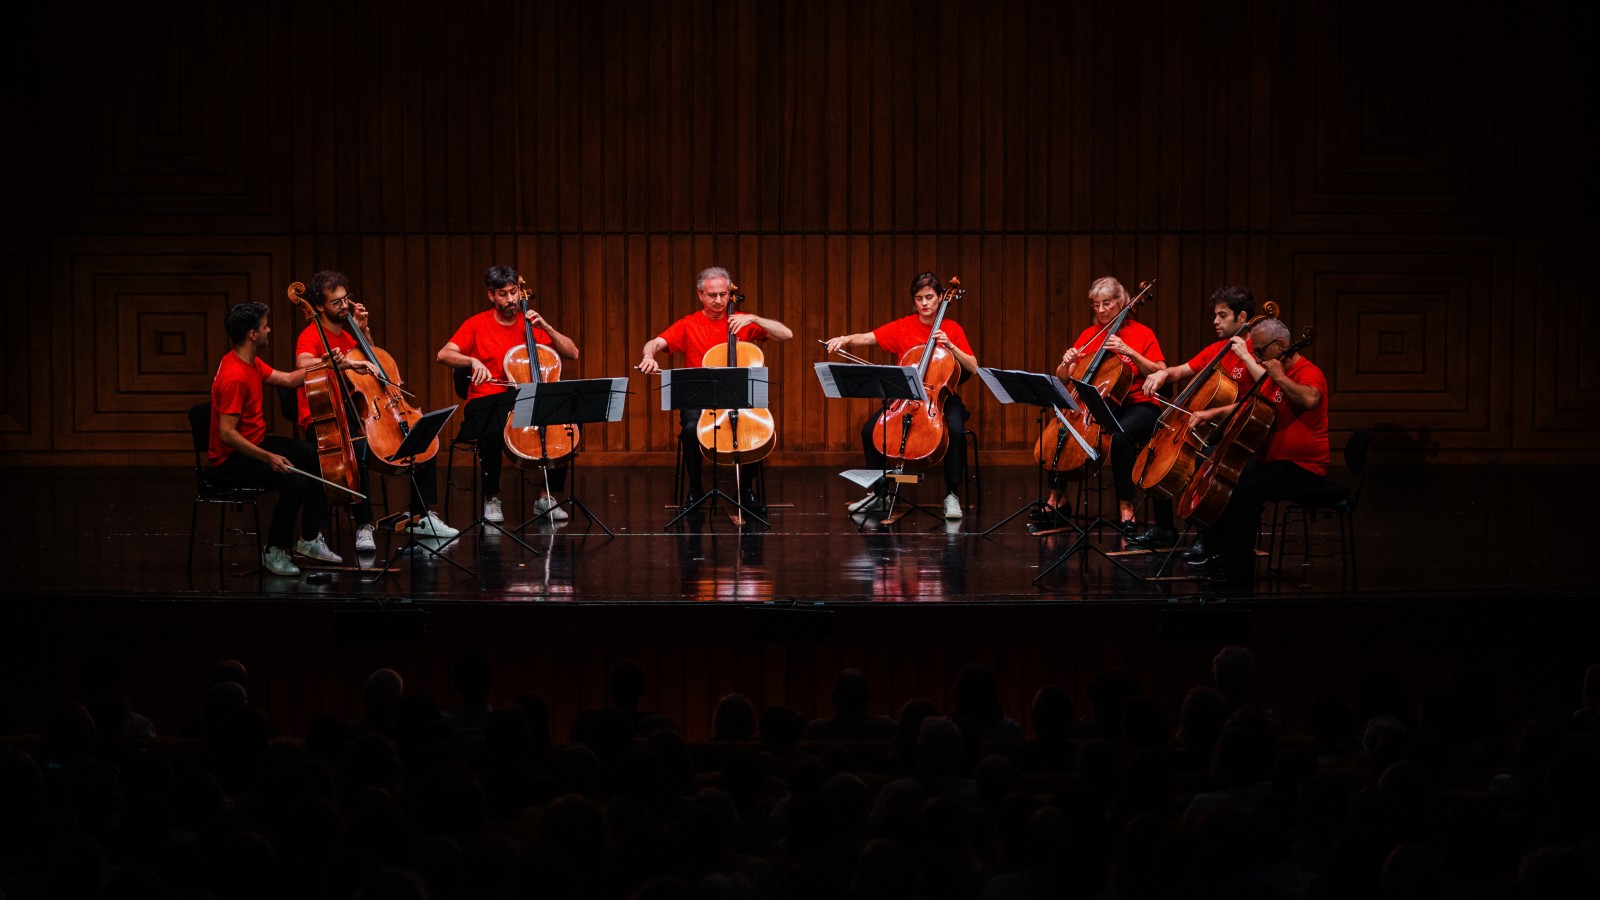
[1269,429,1372,586]
[187,402,270,573]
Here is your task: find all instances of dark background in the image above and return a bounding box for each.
[3,0,1594,466]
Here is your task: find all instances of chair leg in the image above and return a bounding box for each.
[188,497,201,572]
[1299,506,1312,575]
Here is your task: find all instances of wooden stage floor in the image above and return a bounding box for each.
[4,463,1594,606]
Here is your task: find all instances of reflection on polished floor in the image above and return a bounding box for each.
[5,464,1595,605]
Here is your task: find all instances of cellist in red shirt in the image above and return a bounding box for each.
[436,266,581,525]
[825,271,980,521]
[638,266,794,513]
[1044,276,1171,538]
[1138,285,1258,556]
[1185,317,1330,582]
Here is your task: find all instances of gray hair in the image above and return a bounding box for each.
[696,266,731,291]
[1253,318,1290,346]
[1088,276,1129,304]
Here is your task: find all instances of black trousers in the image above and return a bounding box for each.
[859,393,969,495]
[679,407,763,498]
[465,395,568,499]
[1214,459,1327,569]
[213,436,326,549]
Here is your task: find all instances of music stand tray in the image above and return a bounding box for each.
[508,377,628,536]
[660,367,771,529]
[815,362,942,528]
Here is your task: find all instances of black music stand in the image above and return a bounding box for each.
[422,391,544,575]
[814,362,942,527]
[974,369,1097,537]
[661,366,771,529]
[365,405,479,583]
[507,377,629,537]
[1034,379,1143,584]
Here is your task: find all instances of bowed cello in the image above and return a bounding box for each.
[696,288,777,464]
[286,282,364,506]
[1132,301,1279,498]
[502,278,578,468]
[339,297,439,474]
[1174,325,1317,528]
[1035,279,1157,473]
[871,276,966,468]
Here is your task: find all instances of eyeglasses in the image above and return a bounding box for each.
[1089,299,1120,310]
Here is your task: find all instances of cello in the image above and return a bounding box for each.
[1174,326,1316,528]
[1035,279,1157,473]
[696,288,776,464]
[286,282,364,506]
[339,297,439,475]
[502,278,578,468]
[871,276,966,468]
[1132,301,1279,498]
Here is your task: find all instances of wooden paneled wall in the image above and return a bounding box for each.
[2,0,1594,466]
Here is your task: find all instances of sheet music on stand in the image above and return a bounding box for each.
[509,378,630,428]
[840,467,900,490]
[976,368,1097,462]
[976,368,1075,410]
[660,367,769,411]
[814,363,927,403]
[1068,376,1125,435]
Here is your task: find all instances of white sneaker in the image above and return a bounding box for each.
[848,492,882,514]
[261,546,301,576]
[533,496,570,522]
[943,493,964,520]
[354,524,377,552]
[484,497,504,523]
[408,511,460,539]
[294,533,343,564]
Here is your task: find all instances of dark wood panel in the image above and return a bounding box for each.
[1,0,1596,465]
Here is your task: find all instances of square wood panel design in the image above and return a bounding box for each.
[1520,250,1600,450]
[54,247,282,453]
[0,247,49,449]
[1275,1,1505,229]
[1287,245,1502,452]
[52,5,284,234]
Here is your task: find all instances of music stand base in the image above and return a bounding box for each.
[666,489,769,529]
[516,494,615,537]
[1034,516,1145,585]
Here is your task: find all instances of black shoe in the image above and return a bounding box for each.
[1185,553,1227,573]
[1182,535,1210,560]
[1131,526,1179,549]
[682,490,704,509]
[741,494,766,516]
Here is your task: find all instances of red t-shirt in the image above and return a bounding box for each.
[1260,355,1330,475]
[657,310,768,368]
[209,351,275,466]
[1185,340,1257,395]
[871,314,974,359]
[447,309,554,401]
[1070,319,1165,406]
[294,323,358,431]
